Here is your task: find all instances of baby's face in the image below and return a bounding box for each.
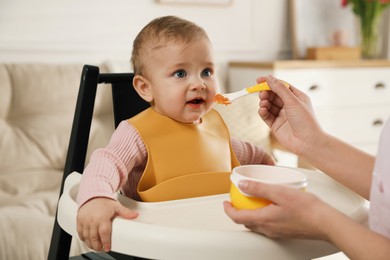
[144,38,219,124]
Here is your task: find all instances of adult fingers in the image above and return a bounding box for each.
[239,181,304,210]
[259,86,284,110]
[223,201,260,225]
[238,180,286,204]
[263,75,301,108]
[223,201,269,225]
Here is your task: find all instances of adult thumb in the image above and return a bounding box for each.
[238,180,278,202]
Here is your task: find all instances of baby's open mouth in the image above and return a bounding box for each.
[186,98,205,105]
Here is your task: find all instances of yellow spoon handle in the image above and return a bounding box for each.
[245,81,289,93]
[245,82,270,93]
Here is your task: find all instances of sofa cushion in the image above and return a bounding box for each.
[0,64,114,181]
[0,63,115,259]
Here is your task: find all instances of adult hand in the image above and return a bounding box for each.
[77,197,138,252]
[258,75,322,155]
[223,180,334,240]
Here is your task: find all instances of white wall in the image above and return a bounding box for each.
[0,0,388,88]
[0,0,289,87]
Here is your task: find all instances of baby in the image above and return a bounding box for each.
[76,15,274,252]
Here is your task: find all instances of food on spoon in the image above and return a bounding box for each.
[214,80,290,105]
[213,93,231,105]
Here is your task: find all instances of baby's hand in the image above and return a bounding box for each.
[77,197,138,252]
[262,152,275,166]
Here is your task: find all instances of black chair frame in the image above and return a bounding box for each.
[48,65,149,260]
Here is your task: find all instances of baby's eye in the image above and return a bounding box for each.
[201,68,212,77]
[174,70,187,78]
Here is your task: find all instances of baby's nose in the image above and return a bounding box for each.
[190,79,206,90]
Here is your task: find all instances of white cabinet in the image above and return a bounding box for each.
[228,60,390,156]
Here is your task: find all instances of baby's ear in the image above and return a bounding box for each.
[133,75,153,102]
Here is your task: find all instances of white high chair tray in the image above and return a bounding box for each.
[58,169,368,260]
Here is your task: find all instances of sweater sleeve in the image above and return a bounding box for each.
[76,120,147,207]
[231,138,266,165]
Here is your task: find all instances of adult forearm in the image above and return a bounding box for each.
[321,208,390,260]
[301,131,375,199]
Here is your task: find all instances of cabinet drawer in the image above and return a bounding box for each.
[228,63,390,156]
[275,68,390,108]
[316,107,388,144]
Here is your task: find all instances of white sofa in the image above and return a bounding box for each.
[0,62,271,260]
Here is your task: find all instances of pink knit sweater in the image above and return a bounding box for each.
[77,120,268,207]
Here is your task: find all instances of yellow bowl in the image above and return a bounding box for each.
[230,165,307,210]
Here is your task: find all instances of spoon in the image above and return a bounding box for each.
[214,81,289,105]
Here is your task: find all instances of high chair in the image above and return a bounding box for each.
[48,65,149,260]
[48,65,368,260]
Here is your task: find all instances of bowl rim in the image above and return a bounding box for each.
[230,165,307,193]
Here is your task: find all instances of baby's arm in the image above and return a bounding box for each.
[76,121,147,251]
[231,138,275,165]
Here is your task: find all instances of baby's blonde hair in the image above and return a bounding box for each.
[131,16,210,76]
